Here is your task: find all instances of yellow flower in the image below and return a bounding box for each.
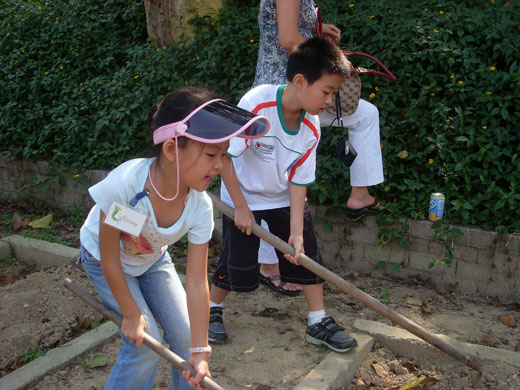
[59,66,63,70]
[250,39,254,43]
[487,91,492,95]
[369,93,375,99]
[458,80,463,84]
[185,80,189,86]
[369,15,374,19]
[74,174,80,178]
[428,159,434,164]
[433,29,439,33]
[446,119,450,123]
[490,66,496,71]
[156,48,160,51]
[162,46,166,50]
[388,9,392,14]
[440,11,444,14]
[79,83,83,86]
[450,73,455,78]
[116,119,120,123]
[56,16,59,20]
[134,74,139,79]
[6,32,9,37]
[430,92,435,96]
[381,143,384,148]
[76,53,79,57]
[349,4,354,7]
[44,71,49,75]
[424,8,429,12]
[375,87,379,91]
[482,126,487,130]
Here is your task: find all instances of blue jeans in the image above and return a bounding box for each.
[79,246,192,390]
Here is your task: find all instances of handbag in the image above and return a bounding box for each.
[314,8,396,116]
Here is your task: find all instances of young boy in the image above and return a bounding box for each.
[209,37,358,352]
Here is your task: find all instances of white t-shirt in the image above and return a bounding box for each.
[80,158,214,276]
[221,84,320,210]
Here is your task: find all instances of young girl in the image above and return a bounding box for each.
[78,87,268,390]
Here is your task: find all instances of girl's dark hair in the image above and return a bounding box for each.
[147,86,222,156]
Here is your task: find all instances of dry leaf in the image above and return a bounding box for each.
[498,313,517,328]
[397,150,409,159]
[490,297,502,306]
[371,363,388,378]
[12,212,21,231]
[20,217,30,229]
[398,376,437,390]
[421,301,433,315]
[482,330,498,347]
[406,297,422,306]
[28,214,53,229]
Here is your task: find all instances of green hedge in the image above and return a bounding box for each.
[1,0,519,233]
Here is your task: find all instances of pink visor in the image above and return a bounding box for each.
[153,99,270,145]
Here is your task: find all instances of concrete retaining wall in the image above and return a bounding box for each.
[2,157,518,301]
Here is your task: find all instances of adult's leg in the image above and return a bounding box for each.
[80,247,160,390]
[319,100,383,210]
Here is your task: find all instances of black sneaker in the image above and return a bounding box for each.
[306,316,357,353]
[208,307,228,343]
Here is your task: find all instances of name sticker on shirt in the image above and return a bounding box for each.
[104,202,146,237]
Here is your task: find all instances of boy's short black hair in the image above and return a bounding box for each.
[286,37,353,84]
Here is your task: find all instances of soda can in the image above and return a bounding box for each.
[428,193,445,221]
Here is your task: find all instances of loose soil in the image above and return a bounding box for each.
[1,250,519,390]
[1,201,519,389]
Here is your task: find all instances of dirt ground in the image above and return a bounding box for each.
[1,244,519,390]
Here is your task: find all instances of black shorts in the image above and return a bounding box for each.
[211,204,324,292]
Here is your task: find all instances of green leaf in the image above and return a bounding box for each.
[89,356,108,368]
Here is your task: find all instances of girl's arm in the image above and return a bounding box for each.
[98,210,147,348]
[284,183,307,265]
[276,0,307,52]
[182,241,211,388]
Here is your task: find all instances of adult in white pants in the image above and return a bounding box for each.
[253,0,384,293]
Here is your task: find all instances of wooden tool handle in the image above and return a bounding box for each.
[63,278,225,390]
[207,191,483,378]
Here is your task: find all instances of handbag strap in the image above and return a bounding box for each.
[314,7,396,82]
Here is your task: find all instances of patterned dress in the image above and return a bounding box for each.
[252,0,317,87]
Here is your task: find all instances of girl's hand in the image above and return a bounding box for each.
[234,205,254,235]
[121,314,147,348]
[322,23,341,42]
[182,353,211,389]
[284,235,304,265]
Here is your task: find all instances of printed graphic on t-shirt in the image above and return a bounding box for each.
[252,140,275,162]
[121,232,154,255]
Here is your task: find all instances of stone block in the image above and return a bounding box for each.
[0,239,13,259]
[428,240,445,256]
[408,251,434,270]
[451,244,478,263]
[467,227,497,249]
[345,226,378,245]
[455,260,490,284]
[407,236,429,253]
[4,235,79,267]
[409,219,435,239]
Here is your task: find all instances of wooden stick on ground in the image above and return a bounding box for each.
[63,278,225,390]
[207,191,483,379]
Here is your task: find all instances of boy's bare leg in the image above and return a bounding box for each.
[302,283,324,311]
[260,263,303,292]
[210,285,230,304]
